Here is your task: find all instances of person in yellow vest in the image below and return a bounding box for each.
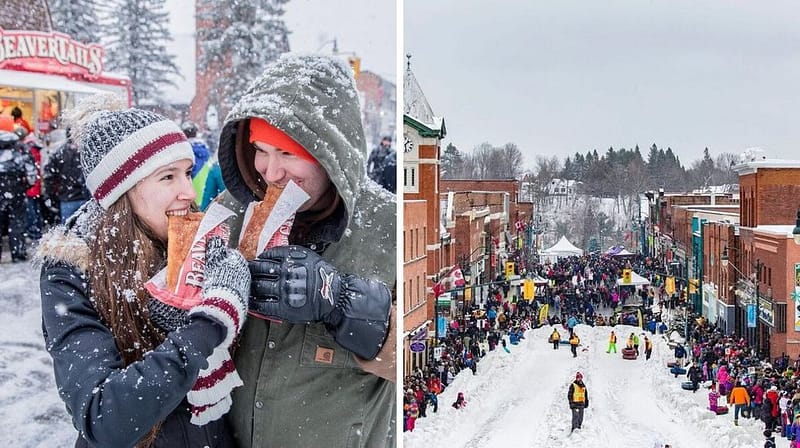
[569,331,580,358]
[644,335,653,360]
[549,328,561,350]
[626,333,635,349]
[568,371,589,432]
[607,330,617,353]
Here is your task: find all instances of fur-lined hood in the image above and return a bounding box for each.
[34,200,103,272]
[35,227,91,272]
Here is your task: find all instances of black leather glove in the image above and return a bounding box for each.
[249,245,392,360]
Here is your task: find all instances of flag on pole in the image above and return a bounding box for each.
[515,220,525,232]
[448,266,466,287]
[538,303,549,325]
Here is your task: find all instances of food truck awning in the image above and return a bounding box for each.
[0,69,106,95]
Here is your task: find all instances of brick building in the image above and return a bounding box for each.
[729,159,800,358]
[402,61,447,375]
[665,159,800,359]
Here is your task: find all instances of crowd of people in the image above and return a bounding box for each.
[403,251,678,433]
[673,318,800,447]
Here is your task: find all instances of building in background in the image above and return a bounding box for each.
[403,58,447,376]
[0,1,132,144]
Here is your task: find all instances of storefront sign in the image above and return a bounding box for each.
[746,304,756,328]
[758,297,774,328]
[0,29,104,76]
[409,341,426,353]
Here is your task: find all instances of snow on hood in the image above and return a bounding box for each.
[217,53,366,228]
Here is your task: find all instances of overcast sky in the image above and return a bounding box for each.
[405,0,800,168]
[163,0,396,104]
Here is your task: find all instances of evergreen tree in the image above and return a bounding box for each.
[104,0,181,106]
[197,0,291,124]
[441,142,464,179]
[50,0,103,44]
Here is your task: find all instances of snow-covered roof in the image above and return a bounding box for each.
[403,61,444,133]
[732,158,800,175]
[753,225,797,238]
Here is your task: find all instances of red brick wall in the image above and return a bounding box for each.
[403,200,429,334]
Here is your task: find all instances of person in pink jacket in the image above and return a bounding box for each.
[717,365,730,395]
[708,383,721,413]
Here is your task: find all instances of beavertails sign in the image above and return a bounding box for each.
[0,28,104,77]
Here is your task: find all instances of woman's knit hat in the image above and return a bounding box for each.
[69,94,194,209]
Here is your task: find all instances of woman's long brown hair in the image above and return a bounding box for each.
[86,195,167,448]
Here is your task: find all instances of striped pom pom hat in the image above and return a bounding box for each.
[80,108,194,209]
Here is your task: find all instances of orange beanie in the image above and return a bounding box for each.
[248,117,317,164]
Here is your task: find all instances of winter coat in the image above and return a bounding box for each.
[189,138,210,178]
[728,386,751,405]
[708,390,720,411]
[787,420,800,441]
[24,142,41,198]
[766,390,780,417]
[0,132,36,201]
[192,159,225,211]
[35,205,233,448]
[568,381,589,409]
[688,366,703,383]
[218,55,396,448]
[43,141,91,202]
[549,330,561,342]
[753,384,764,404]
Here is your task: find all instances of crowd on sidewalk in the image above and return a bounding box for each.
[672,317,800,447]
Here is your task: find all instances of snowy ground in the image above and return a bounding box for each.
[0,256,75,447]
[403,319,788,448]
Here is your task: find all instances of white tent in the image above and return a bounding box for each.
[612,249,635,257]
[540,236,583,263]
[616,271,651,287]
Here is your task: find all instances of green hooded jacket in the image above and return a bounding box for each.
[217,54,396,448]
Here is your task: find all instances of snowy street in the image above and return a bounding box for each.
[0,261,74,447]
[404,322,787,448]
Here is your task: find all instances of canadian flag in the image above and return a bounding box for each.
[433,282,445,298]
[448,266,466,288]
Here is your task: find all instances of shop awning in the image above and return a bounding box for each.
[0,69,106,95]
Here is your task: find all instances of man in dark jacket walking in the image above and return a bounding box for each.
[687,364,703,392]
[568,371,589,431]
[43,132,91,222]
[0,128,36,261]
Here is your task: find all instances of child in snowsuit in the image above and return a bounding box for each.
[452,392,467,409]
[708,383,720,413]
